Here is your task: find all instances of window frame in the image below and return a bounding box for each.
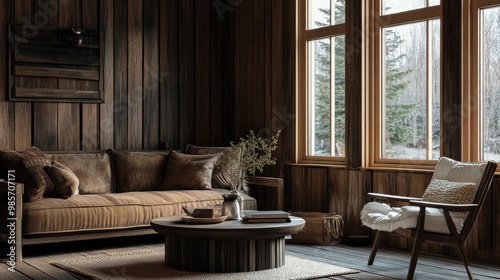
[466,0,500,163]
[297,0,347,164]
[367,0,441,169]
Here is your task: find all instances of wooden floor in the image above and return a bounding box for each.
[1,235,499,280]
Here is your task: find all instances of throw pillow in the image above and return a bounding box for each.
[422,179,478,205]
[45,161,79,198]
[160,150,222,190]
[114,150,170,192]
[0,146,46,179]
[19,157,54,202]
[186,144,245,190]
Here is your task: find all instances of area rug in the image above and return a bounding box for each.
[52,248,358,280]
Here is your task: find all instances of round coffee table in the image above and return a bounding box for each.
[150,216,305,273]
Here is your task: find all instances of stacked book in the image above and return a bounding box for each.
[242,210,291,223]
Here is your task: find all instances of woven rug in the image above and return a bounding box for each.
[52,248,358,280]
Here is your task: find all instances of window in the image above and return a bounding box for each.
[369,0,441,165]
[298,0,346,161]
[471,0,500,162]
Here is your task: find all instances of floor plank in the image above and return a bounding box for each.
[1,235,499,280]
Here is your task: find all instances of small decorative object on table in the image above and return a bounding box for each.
[221,192,241,220]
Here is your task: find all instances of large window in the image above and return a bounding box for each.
[472,0,500,162]
[370,0,441,165]
[297,1,500,169]
[299,0,346,160]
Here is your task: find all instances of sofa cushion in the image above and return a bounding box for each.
[22,189,257,236]
[186,144,245,190]
[45,161,79,198]
[46,150,112,194]
[160,151,221,190]
[114,150,169,192]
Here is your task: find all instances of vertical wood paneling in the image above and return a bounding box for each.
[329,168,371,236]
[0,0,15,150]
[194,0,210,145]
[209,2,223,145]
[345,0,363,167]
[81,0,99,150]
[31,0,57,151]
[235,0,253,137]
[252,0,265,131]
[100,0,114,149]
[113,0,128,149]
[178,0,195,148]
[441,0,462,160]
[12,0,32,150]
[57,0,81,151]
[127,0,143,150]
[289,165,328,212]
[282,0,296,164]
[143,0,159,150]
[159,0,179,150]
[269,0,286,177]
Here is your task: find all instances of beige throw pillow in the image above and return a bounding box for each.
[160,151,221,190]
[185,144,245,190]
[45,161,79,198]
[422,179,477,205]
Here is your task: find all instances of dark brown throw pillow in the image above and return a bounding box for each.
[0,146,46,179]
[45,161,79,199]
[160,150,222,190]
[19,157,54,202]
[186,144,245,190]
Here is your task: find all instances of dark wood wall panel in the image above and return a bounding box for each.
[81,0,100,150]
[99,0,114,149]
[159,0,179,150]
[113,0,128,150]
[127,0,143,150]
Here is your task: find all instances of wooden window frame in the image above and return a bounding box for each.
[297,0,346,164]
[465,0,500,162]
[367,0,441,169]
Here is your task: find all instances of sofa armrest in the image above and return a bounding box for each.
[0,180,24,263]
[247,176,284,210]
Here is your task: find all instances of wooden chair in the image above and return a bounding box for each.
[364,159,497,280]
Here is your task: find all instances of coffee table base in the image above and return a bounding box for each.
[164,235,285,272]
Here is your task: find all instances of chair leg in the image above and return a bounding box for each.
[368,230,382,265]
[456,243,474,280]
[406,231,423,280]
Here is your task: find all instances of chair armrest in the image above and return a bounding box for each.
[247,176,284,210]
[409,200,478,212]
[367,192,422,203]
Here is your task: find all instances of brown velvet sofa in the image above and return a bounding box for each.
[0,148,283,262]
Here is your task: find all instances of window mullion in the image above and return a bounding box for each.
[426,20,433,159]
[330,36,336,156]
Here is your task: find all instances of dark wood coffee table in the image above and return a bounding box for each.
[150,216,305,273]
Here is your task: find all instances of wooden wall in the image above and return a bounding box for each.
[0,0,294,161]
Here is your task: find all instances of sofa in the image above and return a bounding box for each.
[0,146,284,262]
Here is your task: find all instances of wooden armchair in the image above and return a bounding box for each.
[362,158,497,280]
